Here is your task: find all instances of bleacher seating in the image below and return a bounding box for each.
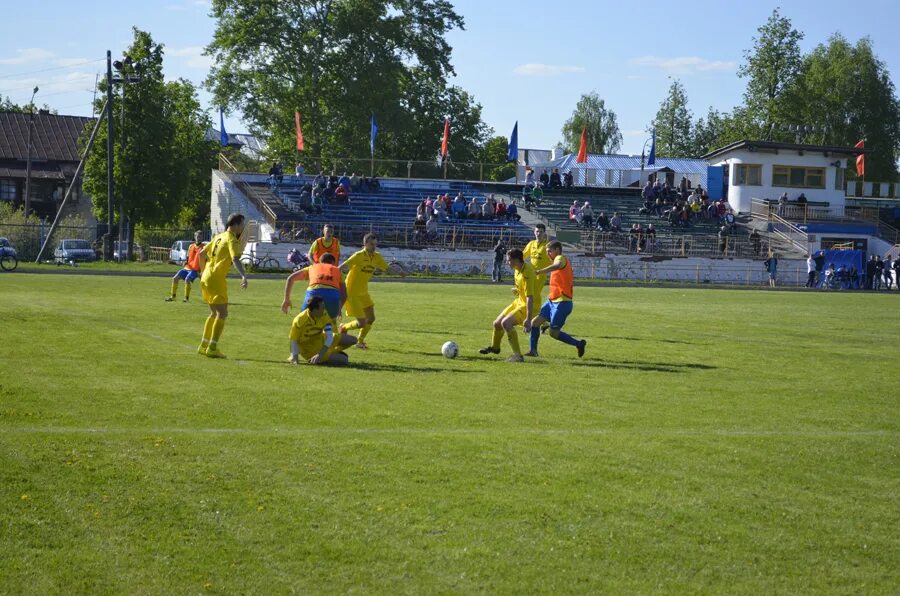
[237,175,533,250]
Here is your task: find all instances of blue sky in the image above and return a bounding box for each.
[1,0,897,156]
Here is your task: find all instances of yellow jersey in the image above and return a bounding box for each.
[201,230,241,285]
[343,249,389,297]
[289,308,334,358]
[523,239,551,272]
[513,262,537,305]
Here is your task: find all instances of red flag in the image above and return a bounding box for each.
[295,111,305,151]
[854,139,865,177]
[441,117,450,158]
[576,126,587,163]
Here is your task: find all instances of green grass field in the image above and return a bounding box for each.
[1,273,898,594]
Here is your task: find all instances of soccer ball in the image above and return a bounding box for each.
[441,341,459,359]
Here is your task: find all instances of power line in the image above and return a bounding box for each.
[0,58,104,80]
[0,73,102,96]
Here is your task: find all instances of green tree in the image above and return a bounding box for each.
[690,107,726,156]
[205,0,483,172]
[479,136,516,181]
[82,28,217,230]
[648,79,694,157]
[737,8,805,139]
[560,92,622,155]
[789,35,900,180]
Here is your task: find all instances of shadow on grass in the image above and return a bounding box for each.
[350,362,484,374]
[570,357,717,373]
[595,335,699,345]
[384,349,549,365]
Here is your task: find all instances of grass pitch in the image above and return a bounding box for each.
[1,273,898,594]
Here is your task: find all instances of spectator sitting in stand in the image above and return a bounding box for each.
[294,162,305,183]
[524,168,535,188]
[495,198,507,219]
[581,201,594,228]
[313,171,326,190]
[563,171,574,188]
[468,196,480,219]
[539,169,550,189]
[417,199,427,219]
[680,176,689,197]
[722,209,736,230]
[797,192,808,205]
[645,223,656,252]
[452,194,466,220]
[338,172,350,190]
[482,197,495,220]
[349,172,360,190]
[268,161,280,189]
[569,200,582,225]
[749,228,761,255]
[311,185,324,212]
[629,224,641,252]
[328,173,339,191]
[609,212,623,233]
[642,180,654,201]
[596,211,609,231]
[506,201,520,222]
[550,168,562,189]
[531,184,544,205]
[334,183,350,204]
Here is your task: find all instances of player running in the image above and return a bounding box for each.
[479,249,536,362]
[281,252,346,321]
[196,213,249,358]
[338,233,404,349]
[287,296,357,366]
[307,223,341,264]
[165,230,204,302]
[523,223,551,300]
[527,241,586,358]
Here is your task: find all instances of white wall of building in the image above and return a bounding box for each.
[713,150,846,214]
[210,170,274,239]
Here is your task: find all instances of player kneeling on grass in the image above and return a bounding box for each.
[479,248,535,362]
[288,296,356,366]
[527,241,586,358]
[166,230,204,302]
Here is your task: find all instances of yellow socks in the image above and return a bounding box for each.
[170,281,178,298]
[491,327,504,350]
[506,328,521,355]
[211,317,226,343]
[342,320,363,332]
[184,283,192,300]
[358,324,372,343]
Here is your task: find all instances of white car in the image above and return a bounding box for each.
[54,239,96,263]
[169,240,194,264]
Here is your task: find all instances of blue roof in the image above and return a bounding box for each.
[533,153,708,174]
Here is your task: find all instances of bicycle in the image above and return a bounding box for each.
[0,253,17,272]
[239,253,280,270]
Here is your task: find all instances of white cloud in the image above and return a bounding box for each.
[0,48,55,65]
[55,57,90,67]
[169,46,213,70]
[513,63,585,76]
[628,56,736,75]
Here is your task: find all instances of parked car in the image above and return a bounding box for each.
[0,237,16,258]
[169,240,194,264]
[113,241,145,262]
[54,239,96,263]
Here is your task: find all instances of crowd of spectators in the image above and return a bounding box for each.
[640,178,734,229]
[411,193,521,244]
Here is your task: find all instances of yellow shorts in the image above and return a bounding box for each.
[298,339,324,361]
[500,301,528,325]
[345,293,374,318]
[200,279,228,305]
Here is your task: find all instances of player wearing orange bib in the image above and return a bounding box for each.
[528,241,586,358]
[196,213,249,358]
[281,252,346,320]
[166,230,204,302]
[307,223,341,264]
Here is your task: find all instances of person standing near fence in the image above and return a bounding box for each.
[805,253,817,288]
[492,238,506,282]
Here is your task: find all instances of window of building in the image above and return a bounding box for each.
[834,167,844,191]
[734,164,762,186]
[772,165,826,188]
[0,179,16,201]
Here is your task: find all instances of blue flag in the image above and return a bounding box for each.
[219,107,228,147]
[647,128,656,166]
[370,114,378,157]
[507,121,518,163]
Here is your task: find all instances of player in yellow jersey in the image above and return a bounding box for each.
[307,223,341,264]
[337,233,405,349]
[287,296,357,365]
[479,249,536,362]
[528,241,586,358]
[196,213,249,358]
[522,223,552,299]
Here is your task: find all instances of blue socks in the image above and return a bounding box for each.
[555,331,580,347]
[530,326,541,353]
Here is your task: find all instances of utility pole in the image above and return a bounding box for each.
[105,50,115,261]
[23,86,38,221]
